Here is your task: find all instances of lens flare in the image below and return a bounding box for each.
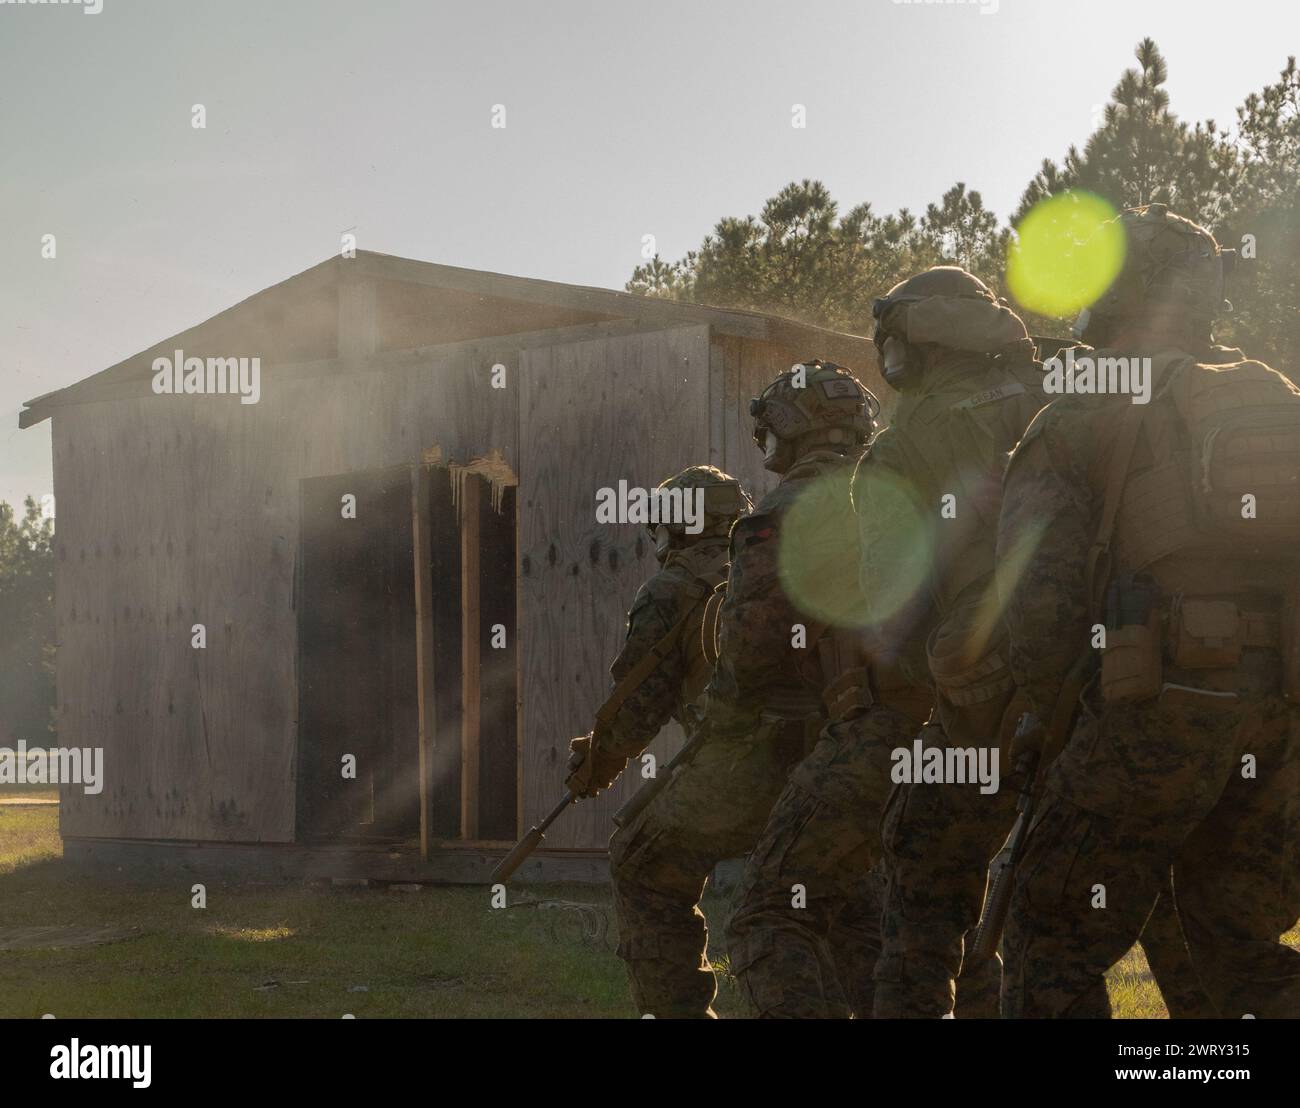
[777,466,934,631]
[775,469,867,630]
[989,511,1054,639]
[1006,191,1125,318]
[849,466,934,631]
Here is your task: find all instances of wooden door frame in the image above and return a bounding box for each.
[411,460,520,856]
[458,478,482,840]
[410,463,436,859]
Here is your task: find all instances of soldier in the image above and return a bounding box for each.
[604,360,876,1018]
[857,265,1205,1019]
[998,204,1300,1018]
[833,266,1049,1019]
[568,464,749,794]
[722,362,906,1020]
[728,271,1038,1019]
[565,464,749,1009]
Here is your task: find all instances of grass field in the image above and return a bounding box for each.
[1,802,1293,1018]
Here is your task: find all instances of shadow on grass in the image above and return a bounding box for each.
[0,804,740,1018]
[2,808,1291,1018]
[0,837,641,1017]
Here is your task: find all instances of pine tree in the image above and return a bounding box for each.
[626,178,1005,335]
[0,498,56,747]
[1218,56,1300,368]
[1014,38,1241,229]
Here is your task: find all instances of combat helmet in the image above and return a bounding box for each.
[1074,204,1235,347]
[750,359,878,474]
[871,266,1033,391]
[648,464,751,561]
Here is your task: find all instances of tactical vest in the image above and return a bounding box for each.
[885,358,1044,615]
[664,543,730,719]
[1087,353,1300,701]
[1104,354,1300,587]
[594,543,729,738]
[880,358,1043,707]
[702,449,935,728]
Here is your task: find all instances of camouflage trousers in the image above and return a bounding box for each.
[1003,656,1300,1019]
[873,689,1022,1018]
[727,705,1002,1018]
[608,725,807,1018]
[875,695,1212,1018]
[725,712,896,1018]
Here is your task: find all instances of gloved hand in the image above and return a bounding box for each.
[566,733,627,798]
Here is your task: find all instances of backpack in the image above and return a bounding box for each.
[1109,356,1300,581]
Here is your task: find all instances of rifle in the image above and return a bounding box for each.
[970,650,1094,960]
[489,575,721,884]
[490,750,585,884]
[970,718,1040,961]
[612,724,709,829]
[492,721,712,883]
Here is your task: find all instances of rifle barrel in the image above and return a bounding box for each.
[489,792,577,883]
[613,731,707,828]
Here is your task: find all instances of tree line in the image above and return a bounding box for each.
[627,39,1299,371]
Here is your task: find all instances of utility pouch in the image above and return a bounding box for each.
[822,668,871,722]
[755,712,815,763]
[925,604,1014,707]
[1170,598,1242,669]
[1100,575,1163,704]
[818,627,872,722]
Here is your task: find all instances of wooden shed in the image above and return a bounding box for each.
[20,253,881,882]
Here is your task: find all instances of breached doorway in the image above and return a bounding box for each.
[295,458,519,854]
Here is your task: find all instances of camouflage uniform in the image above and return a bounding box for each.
[575,467,747,1017]
[999,204,1300,1018]
[998,353,1300,1018]
[863,268,1209,1019]
[864,292,1048,1019]
[727,695,929,1017]
[723,273,1044,1019]
[611,448,860,1017]
[721,441,901,1019]
[596,537,731,765]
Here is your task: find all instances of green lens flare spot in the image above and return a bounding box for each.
[846,467,933,630]
[1006,191,1125,318]
[776,470,868,630]
[777,466,932,631]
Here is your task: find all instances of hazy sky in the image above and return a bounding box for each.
[2,0,1296,506]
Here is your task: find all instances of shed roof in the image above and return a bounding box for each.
[20,251,877,428]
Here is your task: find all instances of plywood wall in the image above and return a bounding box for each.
[54,341,519,842]
[709,335,785,508]
[709,334,886,508]
[51,314,872,851]
[518,325,711,849]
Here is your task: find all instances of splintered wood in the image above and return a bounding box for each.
[449,448,519,519]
